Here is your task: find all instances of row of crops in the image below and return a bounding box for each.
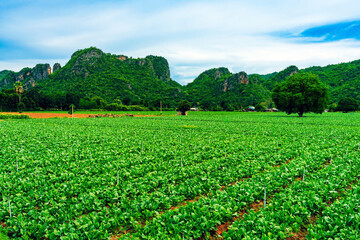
[0,112,359,239]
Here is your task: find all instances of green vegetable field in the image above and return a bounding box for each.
[0,112,359,239]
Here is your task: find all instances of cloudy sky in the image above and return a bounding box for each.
[1,0,360,84]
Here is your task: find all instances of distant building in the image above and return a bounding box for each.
[264,108,279,112]
[244,106,255,112]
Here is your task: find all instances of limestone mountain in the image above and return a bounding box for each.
[300,60,360,102]
[263,65,299,90]
[1,46,360,111]
[36,47,182,107]
[184,67,270,110]
[221,71,249,92]
[262,61,360,103]
[0,64,52,90]
[53,63,61,73]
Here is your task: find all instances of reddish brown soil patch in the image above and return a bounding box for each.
[323,159,331,167]
[201,201,268,240]
[160,196,202,214]
[0,221,6,228]
[212,200,265,237]
[275,157,295,168]
[286,158,295,164]
[309,215,318,224]
[286,228,308,240]
[110,227,132,240]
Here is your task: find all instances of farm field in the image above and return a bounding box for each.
[0,110,176,119]
[0,112,360,239]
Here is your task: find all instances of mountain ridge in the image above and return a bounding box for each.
[1,47,360,110]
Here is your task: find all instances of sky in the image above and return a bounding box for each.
[1,0,360,85]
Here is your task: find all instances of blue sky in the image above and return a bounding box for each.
[1,0,360,85]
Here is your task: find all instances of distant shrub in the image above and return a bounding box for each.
[104,103,149,111]
[128,105,149,111]
[0,114,30,119]
[337,97,359,113]
[162,108,174,111]
[104,103,120,111]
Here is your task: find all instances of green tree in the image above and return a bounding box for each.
[255,103,266,112]
[271,73,329,117]
[337,97,359,112]
[14,81,24,103]
[17,102,26,113]
[178,100,191,115]
[68,104,75,115]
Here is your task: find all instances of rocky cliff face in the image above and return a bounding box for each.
[145,55,171,82]
[0,64,51,90]
[208,68,230,80]
[192,67,231,82]
[53,63,61,73]
[264,65,299,90]
[1,47,175,93]
[117,55,171,82]
[222,71,249,92]
[64,48,105,78]
[32,64,51,80]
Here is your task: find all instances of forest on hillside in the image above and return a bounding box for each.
[1,47,360,112]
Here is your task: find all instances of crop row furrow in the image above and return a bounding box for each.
[306,181,360,239]
[224,150,360,239]
[122,144,340,239]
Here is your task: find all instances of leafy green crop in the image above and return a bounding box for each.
[0,112,359,239]
[0,114,29,119]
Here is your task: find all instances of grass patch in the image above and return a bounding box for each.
[0,114,29,119]
[17,110,177,116]
[181,125,199,129]
[0,231,9,240]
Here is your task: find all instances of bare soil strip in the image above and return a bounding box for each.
[205,185,287,240]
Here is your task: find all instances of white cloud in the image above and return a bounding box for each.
[0,59,68,72]
[1,0,360,83]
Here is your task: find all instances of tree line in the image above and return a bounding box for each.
[1,74,359,115]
